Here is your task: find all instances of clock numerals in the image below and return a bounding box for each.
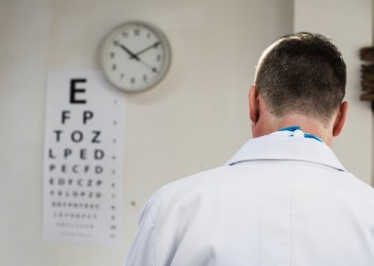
[113,40,120,47]
[120,73,125,80]
[143,75,148,82]
[112,64,117,71]
[122,31,128,38]
[134,28,140,36]
[131,77,136,85]
[156,54,162,61]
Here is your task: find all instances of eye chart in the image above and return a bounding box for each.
[43,71,124,246]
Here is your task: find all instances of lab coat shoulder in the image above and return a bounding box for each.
[124,166,230,266]
[144,165,233,222]
[123,181,177,266]
[150,166,239,263]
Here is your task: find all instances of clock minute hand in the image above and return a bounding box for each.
[119,44,140,61]
[130,42,161,59]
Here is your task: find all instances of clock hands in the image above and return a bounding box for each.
[129,42,161,59]
[118,44,140,61]
[117,42,159,73]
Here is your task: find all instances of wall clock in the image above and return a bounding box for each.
[100,21,171,92]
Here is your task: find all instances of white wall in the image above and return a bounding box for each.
[294,0,373,184]
[0,0,293,265]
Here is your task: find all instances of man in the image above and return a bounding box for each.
[124,32,374,265]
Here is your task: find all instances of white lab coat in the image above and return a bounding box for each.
[124,130,374,266]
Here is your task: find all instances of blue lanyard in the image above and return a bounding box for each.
[278,126,323,143]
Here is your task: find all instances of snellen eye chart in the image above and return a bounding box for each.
[43,71,125,246]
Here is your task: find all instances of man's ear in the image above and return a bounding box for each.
[249,86,260,124]
[332,101,348,137]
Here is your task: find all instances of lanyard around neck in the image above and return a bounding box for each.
[278,126,323,143]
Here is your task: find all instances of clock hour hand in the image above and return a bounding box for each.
[119,44,140,61]
[130,42,161,59]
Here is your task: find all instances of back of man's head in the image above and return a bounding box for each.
[254,32,346,126]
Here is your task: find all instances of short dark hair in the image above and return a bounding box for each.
[254,32,346,125]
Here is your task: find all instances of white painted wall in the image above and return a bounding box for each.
[1,0,372,265]
[294,0,373,184]
[0,0,293,265]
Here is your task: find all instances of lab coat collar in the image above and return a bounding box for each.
[226,131,346,172]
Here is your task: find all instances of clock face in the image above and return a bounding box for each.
[100,22,171,92]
